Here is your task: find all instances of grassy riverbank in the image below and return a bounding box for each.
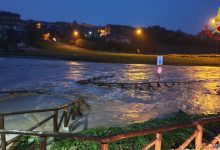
[11,111,220,150]
[1,42,220,66]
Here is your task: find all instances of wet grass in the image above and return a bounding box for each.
[1,42,220,66]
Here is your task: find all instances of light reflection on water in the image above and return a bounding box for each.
[0,58,219,130]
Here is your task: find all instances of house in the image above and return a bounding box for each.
[106,34,131,44]
[0,11,26,42]
[105,24,134,37]
[0,11,22,27]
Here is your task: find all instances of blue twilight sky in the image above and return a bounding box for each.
[0,0,220,34]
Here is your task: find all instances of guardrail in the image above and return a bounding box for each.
[1,115,220,150]
[0,98,85,150]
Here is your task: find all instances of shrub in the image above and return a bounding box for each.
[75,39,98,50]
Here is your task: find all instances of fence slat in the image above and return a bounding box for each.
[101,143,109,150]
[142,139,156,150]
[0,116,6,150]
[155,133,162,150]
[195,124,203,149]
[177,130,198,150]
[54,110,58,132]
[57,112,65,131]
[210,134,220,145]
[40,136,47,150]
[63,108,68,127]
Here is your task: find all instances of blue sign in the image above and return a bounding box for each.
[157,56,163,65]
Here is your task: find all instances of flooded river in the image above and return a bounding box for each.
[0,57,219,133]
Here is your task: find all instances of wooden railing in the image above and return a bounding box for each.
[76,75,203,91]
[0,99,84,150]
[1,115,220,150]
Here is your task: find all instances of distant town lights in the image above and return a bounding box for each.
[52,37,57,42]
[36,22,41,29]
[43,33,50,41]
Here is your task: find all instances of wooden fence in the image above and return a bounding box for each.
[1,115,220,150]
[0,99,84,150]
[76,75,203,90]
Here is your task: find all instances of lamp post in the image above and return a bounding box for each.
[136,28,144,52]
[72,30,79,40]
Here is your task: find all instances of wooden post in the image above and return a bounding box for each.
[40,136,47,150]
[83,114,88,130]
[53,110,58,132]
[155,133,162,150]
[101,143,108,150]
[157,82,161,87]
[195,124,203,149]
[0,116,6,150]
[64,108,68,127]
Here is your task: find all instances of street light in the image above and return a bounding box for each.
[73,31,79,36]
[136,28,144,52]
[72,30,79,40]
[136,29,142,35]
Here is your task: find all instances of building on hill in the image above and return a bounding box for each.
[0,11,22,27]
[0,11,25,32]
[0,11,27,47]
[55,21,72,28]
[100,24,133,44]
[105,24,134,37]
[79,23,99,38]
[106,34,131,44]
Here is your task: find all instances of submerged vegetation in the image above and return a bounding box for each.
[10,111,220,150]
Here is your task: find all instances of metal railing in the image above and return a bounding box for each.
[0,99,84,150]
[1,115,220,150]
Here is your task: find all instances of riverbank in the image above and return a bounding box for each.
[1,42,220,66]
[11,111,220,150]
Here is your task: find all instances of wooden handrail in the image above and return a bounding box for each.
[100,116,220,143]
[0,130,103,142]
[0,100,76,116]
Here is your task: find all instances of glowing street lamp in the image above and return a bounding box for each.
[72,30,80,40]
[136,28,144,52]
[136,29,142,35]
[73,31,79,36]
